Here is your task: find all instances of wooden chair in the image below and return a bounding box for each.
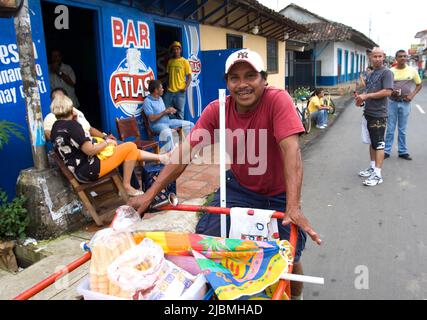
[115,116,160,154]
[140,109,184,142]
[51,151,129,226]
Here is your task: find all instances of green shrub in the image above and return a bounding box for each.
[0,190,29,240]
[0,120,24,151]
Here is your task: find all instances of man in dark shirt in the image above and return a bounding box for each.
[355,47,394,186]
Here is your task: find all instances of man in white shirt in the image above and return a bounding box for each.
[49,49,80,108]
[44,88,113,142]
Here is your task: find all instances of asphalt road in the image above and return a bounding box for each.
[301,85,427,300]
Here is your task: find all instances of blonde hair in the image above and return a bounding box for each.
[50,95,74,119]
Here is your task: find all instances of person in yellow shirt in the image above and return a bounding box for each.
[163,41,192,120]
[384,50,423,160]
[307,89,330,129]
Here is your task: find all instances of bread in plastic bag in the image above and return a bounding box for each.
[107,238,196,300]
[88,228,136,296]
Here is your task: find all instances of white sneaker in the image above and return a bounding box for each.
[316,125,326,129]
[358,167,374,177]
[363,174,383,186]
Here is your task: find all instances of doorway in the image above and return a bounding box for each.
[154,24,181,89]
[41,1,102,129]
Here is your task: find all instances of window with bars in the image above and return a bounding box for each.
[267,39,278,73]
[226,34,243,49]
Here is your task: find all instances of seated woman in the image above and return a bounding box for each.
[50,94,168,197]
[308,89,330,129]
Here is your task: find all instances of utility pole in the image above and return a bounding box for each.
[369,15,372,39]
[13,0,48,170]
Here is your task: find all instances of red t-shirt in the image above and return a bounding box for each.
[189,87,304,196]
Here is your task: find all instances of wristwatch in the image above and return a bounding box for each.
[102,133,109,139]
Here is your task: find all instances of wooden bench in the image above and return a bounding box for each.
[51,151,129,226]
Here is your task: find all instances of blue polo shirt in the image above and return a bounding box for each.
[142,95,169,125]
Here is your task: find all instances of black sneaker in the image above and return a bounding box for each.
[399,154,412,160]
[384,153,390,159]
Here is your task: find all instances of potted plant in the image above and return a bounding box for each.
[0,190,29,272]
[0,120,27,273]
[292,87,311,101]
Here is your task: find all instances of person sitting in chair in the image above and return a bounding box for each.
[50,94,169,197]
[142,80,194,151]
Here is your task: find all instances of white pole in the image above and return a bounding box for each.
[280,273,325,285]
[219,89,227,238]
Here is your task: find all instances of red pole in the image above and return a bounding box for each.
[158,204,286,219]
[13,252,91,300]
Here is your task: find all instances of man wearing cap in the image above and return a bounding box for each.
[129,49,322,300]
[384,50,422,161]
[163,41,192,120]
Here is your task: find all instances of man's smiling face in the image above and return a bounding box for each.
[226,62,266,113]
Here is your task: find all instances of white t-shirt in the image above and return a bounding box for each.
[49,63,80,108]
[44,108,91,134]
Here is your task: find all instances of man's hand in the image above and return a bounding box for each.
[165,107,177,115]
[403,95,413,102]
[128,193,152,216]
[281,206,322,245]
[355,93,367,106]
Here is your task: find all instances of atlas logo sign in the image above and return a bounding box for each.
[109,17,154,116]
[109,48,154,117]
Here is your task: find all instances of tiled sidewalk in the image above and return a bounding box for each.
[176,144,223,201]
[177,163,220,201]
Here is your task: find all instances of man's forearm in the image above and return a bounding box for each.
[411,84,422,97]
[148,163,187,198]
[145,142,191,199]
[365,89,392,100]
[149,111,167,123]
[280,137,303,209]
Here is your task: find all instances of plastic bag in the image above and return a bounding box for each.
[110,205,142,232]
[108,238,196,300]
[92,136,115,160]
[88,228,136,296]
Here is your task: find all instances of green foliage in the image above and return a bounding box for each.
[0,120,25,151]
[292,87,311,100]
[0,190,29,240]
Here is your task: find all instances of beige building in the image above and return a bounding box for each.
[196,0,307,89]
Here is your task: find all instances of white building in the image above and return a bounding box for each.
[280,3,377,91]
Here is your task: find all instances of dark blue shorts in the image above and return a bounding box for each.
[195,171,307,263]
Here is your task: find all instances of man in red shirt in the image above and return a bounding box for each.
[129,49,322,299]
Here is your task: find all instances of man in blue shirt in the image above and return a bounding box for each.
[142,80,194,151]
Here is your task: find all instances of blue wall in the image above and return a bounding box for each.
[0,0,205,198]
[0,0,51,199]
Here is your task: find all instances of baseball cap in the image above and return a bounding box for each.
[170,41,182,49]
[225,49,265,74]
